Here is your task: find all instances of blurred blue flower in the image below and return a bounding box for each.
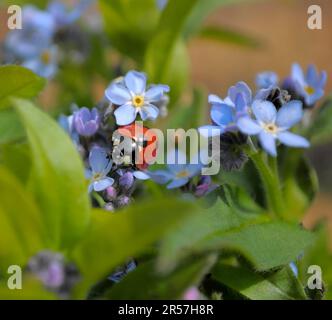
[156,0,168,10]
[22,46,58,79]
[73,107,100,137]
[58,113,80,144]
[256,71,279,89]
[149,151,202,189]
[290,63,327,106]
[5,5,55,60]
[86,147,114,193]
[105,70,170,125]
[237,99,310,156]
[47,0,93,27]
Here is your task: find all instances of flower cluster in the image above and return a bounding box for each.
[199,63,327,157]
[59,70,169,208]
[2,1,92,78]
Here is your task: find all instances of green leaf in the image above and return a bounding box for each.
[12,99,90,250]
[0,108,25,144]
[106,257,215,299]
[144,0,200,103]
[183,0,255,39]
[308,96,332,145]
[0,143,31,184]
[212,263,307,300]
[98,0,160,63]
[280,149,318,221]
[300,226,332,300]
[198,26,260,48]
[198,222,314,271]
[159,199,314,272]
[72,198,198,294]
[0,66,45,109]
[158,199,265,272]
[0,166,44,270]
[0,276,55,300]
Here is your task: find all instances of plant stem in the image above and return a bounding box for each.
[247,149,285,218]
[92,191,106,208]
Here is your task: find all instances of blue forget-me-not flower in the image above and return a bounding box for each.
[237,99,310,156]
[5,5,55,60]
[199,82,251,137]
[148,151,202,189]
[105,70,170,125]
[256,71,279,89]
[290,63,327,106]
[86,147,114,193]
[22,46,59,79]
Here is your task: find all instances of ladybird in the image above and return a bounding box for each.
[112,123,158,170]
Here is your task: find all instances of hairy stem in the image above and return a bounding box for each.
[248,149,285,218]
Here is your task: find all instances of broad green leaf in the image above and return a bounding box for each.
[13,99,90,250]
[0,108,25,144]
[0,66,45,109]
[159,198,314,272]
[198,26,260,48]
[0,166,44,270]
[106,256,215,300]
[72,198,198,295]
[0,143,31,184]
[98,0,160,63]
[212,263,306,300]
[198,222,314,271]
[158,199,265,272]
[308,96,332,145]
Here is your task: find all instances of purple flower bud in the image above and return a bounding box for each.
[104,202,115,212]
[195,176,218,197]
[41,261,65,288]
[119,172,134,190]
[27,251,65,289]
[105,186,117,200]
[116,195,131,208]
[73,107,100,137]
[195,183,211,197]
[183,287,201,300]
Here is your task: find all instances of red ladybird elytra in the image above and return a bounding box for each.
[113,123,158,170]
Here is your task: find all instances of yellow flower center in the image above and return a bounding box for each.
[93,173,102,180]
[132,95,145,107]
[305,86,315,95]
[40,51,51,64]
[176,170,189,178]
[263,123,278,134]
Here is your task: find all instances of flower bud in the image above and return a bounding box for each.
[119,172,134,190]
[105,186,117,200]
[73,107,100,137]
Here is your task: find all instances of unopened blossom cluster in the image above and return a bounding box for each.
[1,0,92,78]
